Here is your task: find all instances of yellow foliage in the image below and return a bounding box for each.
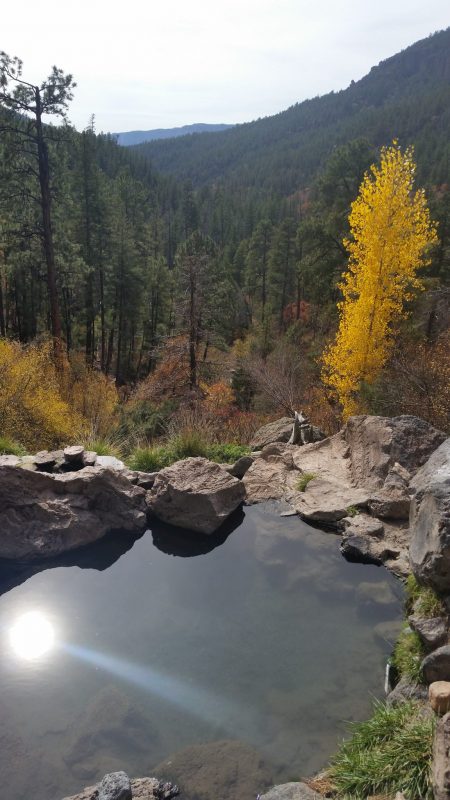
[59,353,118,437]
[200,380,235,411]
[0,339,84,450]
[322,142,437,417]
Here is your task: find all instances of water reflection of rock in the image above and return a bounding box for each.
[150,508,244,558]
[64,684,157,782]
[0,529,145,597]
[151,739,273,800]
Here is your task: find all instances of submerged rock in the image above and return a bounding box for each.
[152,739,272,800]
[62,775,178,800]
[0,464,147,560]
[148,457,246,534]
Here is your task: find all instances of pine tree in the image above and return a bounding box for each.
[322,142,437,417]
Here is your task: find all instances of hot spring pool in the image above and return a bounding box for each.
[0,503,403,800]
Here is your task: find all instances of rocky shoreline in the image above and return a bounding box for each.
[1,413,450,799]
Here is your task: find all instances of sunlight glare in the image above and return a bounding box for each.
[9,611,55,660]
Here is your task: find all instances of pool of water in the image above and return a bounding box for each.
[0,503,403,800]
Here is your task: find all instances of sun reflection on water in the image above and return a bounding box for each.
[9,611,55,660]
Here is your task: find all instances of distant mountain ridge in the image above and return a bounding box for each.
[132,28,450,193]
[115,123,234,147]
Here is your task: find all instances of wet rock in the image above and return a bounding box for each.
[250,417,294,449]
[0,465,147,560]
[433,711,450,800]
[430,682,450,714]
[341,533,385,566]
[409,616,448,650]
[344,415,446,491]
[259,783,321,800]
[224,455,254,479]
[422,646,450,684]
[64,446,85,466]
[410,438,450,594]
[152,739,272,800]
[98,771,131,800]
[148,457,245,534]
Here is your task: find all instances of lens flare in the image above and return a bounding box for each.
[9,611,55,660]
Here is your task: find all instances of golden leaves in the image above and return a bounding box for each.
[321,142,437,418]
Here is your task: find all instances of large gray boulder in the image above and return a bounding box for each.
[410,439,450,593]
[259,783,321,800]
[147,457,246,534]
[0,465,147,560]
[344,415,446,491]
[433,711,450,800]
[422,645,450,684]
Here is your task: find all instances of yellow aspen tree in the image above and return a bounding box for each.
[321,142,437,418]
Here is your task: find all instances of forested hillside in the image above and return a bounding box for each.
[135,28,450,192]
[0,30,449,459]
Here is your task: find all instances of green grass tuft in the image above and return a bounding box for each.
[0,436,26,456]
[127,446,171,472]
[296,472,317,492]
[126,439,251,472]
[346,505,360,517]
[207,443,251,463]
[330,700,435,799]
[391,627,425,683]
[405,574,445,618]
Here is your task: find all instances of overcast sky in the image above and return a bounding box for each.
[2,0,449,133]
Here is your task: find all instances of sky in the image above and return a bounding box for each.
[2,0,449,133]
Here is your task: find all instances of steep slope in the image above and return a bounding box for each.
[133,28,450,193]
[115,123,234,146]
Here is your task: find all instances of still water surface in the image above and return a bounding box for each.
[0,504,403,800]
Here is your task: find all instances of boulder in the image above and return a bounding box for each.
[0,454,20,467]
[344,415,446,491]
[430,682,450,714]
[288,476,370,525]
[259,783,321,800]
[98,772,131,800]
[0,464,147,560]
[410,439,450,594]
[34,449,60,470]
[83,451,98,467]
[250,418,294,449]
[422,645,450,684]
[409,616,448,650]
[386,675,428,705]
[369,489,411,520]
[244,450,294,503]
[433,711,450,800]
[147,457,245,535]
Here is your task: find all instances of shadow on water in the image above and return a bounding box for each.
[150,507,245,558]
[0,527,146,597]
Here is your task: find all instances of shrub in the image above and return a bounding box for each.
[296,472,317,492]
[391,627,425,683]
[127,446,170,472]
[59,353,118,437]
[207,443,251,463]
[0,436,26,456]
[116,399,175,444]
[330,700,435,799]
[0,339,84,450]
